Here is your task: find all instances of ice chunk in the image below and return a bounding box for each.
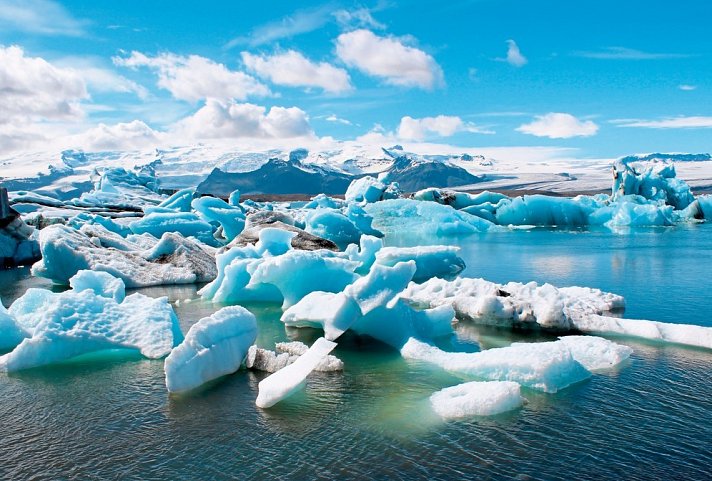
[129,212,216,246]
[612,159,695,209]
[365,199,497,236]
[164,306,257,394]
[32,225,217,288]
[255,337,337,408]
[281,291,361,340]
[0,288,182,372]
[344,261,416,315]
[557,336,632,371]
[402,277,624,330]
[275,341,344,371]
[401,338,590,393]
[344,176,387,203]
[69,270,126,302]
[430,381,524,419]
[149,188,195,213]
[191,196,246,242]
[246,342,344,373]
[374,246,465,282]
[304,209,362,246]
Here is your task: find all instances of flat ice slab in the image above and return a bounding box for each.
[255,337,337,409]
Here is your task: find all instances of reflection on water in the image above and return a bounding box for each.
[1,225,711,480]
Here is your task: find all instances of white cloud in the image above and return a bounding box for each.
[173,99,315,140]
[325,114,352,125]
[613,116,712,129]
[573,47,691,60]
[679,84,697,91]
[499,39,527,67]
[0,45,88,123]
[241,50,352,94]
[335,29,444,89]
[55,56,149,99]
[0,0,88,36]
[397,115,494,141]
[113,51,269,102]
[517,113,599,139]
[333,7,385,30]
[68,120,164,151]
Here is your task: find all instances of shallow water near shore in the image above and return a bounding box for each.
[1,225,711,480]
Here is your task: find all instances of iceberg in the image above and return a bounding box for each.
[164,306,257,394]
[255,337,337,408]
[31,224,217,287]
[430,381,524,419]
[402,277,624,330]
[401,338,591,393]
[69,270,126,302]
[557,336,632,371]
[0,275,182,372]
[374,246,465,282]
[612,159,695,209]
[365,199,497,236]
[129,212,217,246]
[191,196,246,242]
[344,176,388,204]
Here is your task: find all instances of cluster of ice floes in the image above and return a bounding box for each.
[400,158,711,228]
[0,271,182,372]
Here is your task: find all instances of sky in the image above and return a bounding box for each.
[1,0,711,158]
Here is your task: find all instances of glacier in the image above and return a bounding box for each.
[164,306,257,394]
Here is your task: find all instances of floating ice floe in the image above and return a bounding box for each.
[0,271,183,372]
[430,381,524,419]
[401,336,631,393]
[0,303,28,352]
[255,337,337,408]
[245,341,344,373]
[31,224,217,287]
[164,306,257,394]
[402,277,625,330]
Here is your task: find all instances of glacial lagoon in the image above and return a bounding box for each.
[2,224,710,481]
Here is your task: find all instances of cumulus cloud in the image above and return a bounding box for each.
[325,114,353,125]
[241,50,352,94]
[397,115,494,141]
[612,116,712,129]
[498,39,527,67]
[516,113,599,139]
[68,120,164,151]
[172,99,315,140]
[0,0,88,36]
[0,45,88,122]
[335,29,444,89]
[113,51,269,102]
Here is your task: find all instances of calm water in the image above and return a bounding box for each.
[1,225,711,480]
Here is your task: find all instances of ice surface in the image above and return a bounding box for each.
[402,277,624,330]
[344,176,387,203]
[164,306,257,394]
[32,225,217,287]
[613,160,695,209]
[430,381,524,419]
[365,199,497,236]
[344,261,416,315]
[255,337,337,408]
[572,315,712,350]
[401,338,591,392]
[0,303,28,352]
[129,212,216,246]
[191,196,246,242]
[0,284,182,372]
[304,209,363,246]
[374,246,465,282]
[69,270,126,302]
[557,336,632,371]
[281,291,361,340]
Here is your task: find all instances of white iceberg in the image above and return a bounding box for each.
[0,275,183,372]
[255,337,337,408]
[0,303,28,352]
[164,306,257,394]
[69,270,126,302]
[557,335,633,371]
[430,381,524,419]
[374,246,465,282]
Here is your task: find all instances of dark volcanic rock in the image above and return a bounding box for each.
[385,156,484,192]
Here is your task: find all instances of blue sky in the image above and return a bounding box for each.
[1,0,711,156]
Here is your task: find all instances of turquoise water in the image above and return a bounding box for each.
[1,225,711,480]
